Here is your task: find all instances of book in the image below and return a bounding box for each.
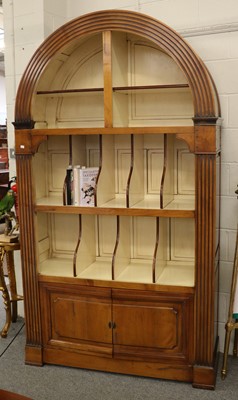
[79,167,99,206]
[64,165,73,205]
[73,165,81,205]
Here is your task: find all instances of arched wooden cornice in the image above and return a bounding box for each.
[14,9,220,124]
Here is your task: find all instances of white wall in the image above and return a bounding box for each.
[0,5,5,123]
[3,0,68,178]
[2,0,238,354]
[0,72,6,124]
[2,0,68,315]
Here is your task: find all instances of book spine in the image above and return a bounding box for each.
[66,165,73,205]
[73,165,81,205]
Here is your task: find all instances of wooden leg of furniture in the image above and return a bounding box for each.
[6,250,20,322]
[0,242,23,338]
[221,326,232,379]
[0,248,12,338]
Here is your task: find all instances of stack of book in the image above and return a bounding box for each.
[64,165,99,206]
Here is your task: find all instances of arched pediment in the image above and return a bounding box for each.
[15,9,220,124]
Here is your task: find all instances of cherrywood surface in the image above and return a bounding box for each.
[14,9,221,389]
[38,274,195,294]
[112,288,194,363]
[16,155,43,365]
[43,346,194,382]
[20,127,195,135]
[40,284,113,357]
[39,281,194,380]
[195,154,218,365]
[103,31,113,128]
[34,205,195,218]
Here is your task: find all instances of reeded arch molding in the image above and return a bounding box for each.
[14,9,220,123]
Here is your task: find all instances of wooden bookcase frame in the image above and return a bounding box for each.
[14,10,221,389]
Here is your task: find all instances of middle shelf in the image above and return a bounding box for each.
[33,132,195,212]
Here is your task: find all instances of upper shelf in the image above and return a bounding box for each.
[36,84,190,97]
[36,88,104,97]
[29,126,195,135]
[113,84,189,93]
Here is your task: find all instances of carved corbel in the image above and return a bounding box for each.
[15,130,47,155]
[176,132,195,153]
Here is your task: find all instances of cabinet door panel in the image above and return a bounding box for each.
[52,295,112,343]
[112,289,194,363]
[40,283,113,357]
[113,303,177,349]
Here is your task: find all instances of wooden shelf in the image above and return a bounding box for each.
[113,84,189,93]
[78,259,113,281]
[115,260,154,284]
[36,84,189,97]
[36,87,104,97]
[130,195,195,211]
[38,261,195,287]
[39,258,74,277]
[158,262,194,286]
[30,126,194,136]
[35,200,195,218]
[38,258,194,287]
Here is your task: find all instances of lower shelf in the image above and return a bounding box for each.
[38,258,194,286]
[158,262,194,286]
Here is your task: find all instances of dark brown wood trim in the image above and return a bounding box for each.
[16,155,42,357]
[15,130,47,155]
[195,154,216,365]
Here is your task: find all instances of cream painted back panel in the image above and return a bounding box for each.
[170,218,195,261]
[33,32,194,129]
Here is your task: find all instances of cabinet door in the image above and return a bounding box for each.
[112,289,194,364]
[40,283,113,357]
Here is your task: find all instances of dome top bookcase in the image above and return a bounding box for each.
[14,10,221,389]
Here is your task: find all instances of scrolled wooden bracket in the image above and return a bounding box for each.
[15,129,47,155]
[176,133,195,153]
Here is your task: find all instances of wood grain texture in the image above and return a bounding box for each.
[103,31,113,127]
[16,155,43,363]
[195,154,216,365]
[29,127,195,135]
[39,282,194,376]
[15,130,47,155]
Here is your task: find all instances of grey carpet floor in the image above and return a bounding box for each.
[1,306,238,399]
